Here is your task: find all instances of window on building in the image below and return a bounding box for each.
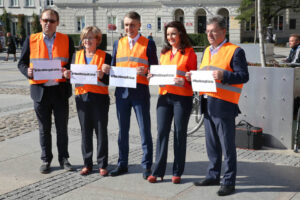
[250,16,255,31]
[121,19,124,30]
[157,17,161,32]
[107,16,116,31]
[0,0,3,6]
[245,16,255,31]
[289,19,296,30]
[245,20,250,31]
[10,0,19,6]
[46,0,54,6]
[11,22,17,36]
[26,22,31,35]
[274,15,283,31]
[76,17,85,32]
[25,0,34,6]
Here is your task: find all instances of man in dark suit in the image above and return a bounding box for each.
[104,11,158,179]
[18,8,74,174]
[187,15,249,196]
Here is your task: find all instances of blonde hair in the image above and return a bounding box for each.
[80,26,102,46]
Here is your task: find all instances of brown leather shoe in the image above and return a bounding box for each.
[80,167,92,175]
[172,176,181,184]
[100,168,108,176]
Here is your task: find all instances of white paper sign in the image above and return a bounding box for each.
[191,70,216,92]
[70,64,98,85]
[149,65,177,85]
[32,60,62,80]
[109,67,137,88]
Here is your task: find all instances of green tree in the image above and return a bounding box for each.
[17,14,26,38]
[31,13,42,33]
[237,0,300,26]
[0,8,11,33]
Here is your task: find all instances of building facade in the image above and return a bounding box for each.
[0,0,299,46]
[0,0,55,36]
[54,0,242,46]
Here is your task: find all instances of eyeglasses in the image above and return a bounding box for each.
[83,37,96,41]
[41,19,57,24]
[205,29,223,35]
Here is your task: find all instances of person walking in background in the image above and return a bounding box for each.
[147,32,153,41]
[18,8,75,174]
[64,26,111,176]
[106,11,158,179]
[147,21,197,184]
[283,34,300,66]
[186,15,249,196]
[5,32,17,61]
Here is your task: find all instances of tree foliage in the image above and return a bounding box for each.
[236,0,300,26]
[0,8,11,33]
[31,13,42,33]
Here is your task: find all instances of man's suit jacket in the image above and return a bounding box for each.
[200,47,249,118]
[111,36,158,99]
[18,34,74,102]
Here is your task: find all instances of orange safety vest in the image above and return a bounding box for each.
[74,49,108,95]
[116,36,149,85]
[29,32,69,84]
[159,47,194,96]
[199,42,243,104]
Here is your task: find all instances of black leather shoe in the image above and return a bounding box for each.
[193,179,220,186]
[109,166,128,176]
[40,162,51,174]
[217,185,235,196]
[143,169,151,180]
[60,158,74,171]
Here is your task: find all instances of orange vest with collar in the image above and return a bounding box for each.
[74,49,108,95]
[29,32,69,84]
[159,47,194,96]
[200,42,243,104]
[116,36,149,85]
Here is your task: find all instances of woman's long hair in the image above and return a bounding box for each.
[161,21,191,55]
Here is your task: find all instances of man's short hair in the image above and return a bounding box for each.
[207,15,226,30]
[124,11,140,22]
[41,8,59,22]
[290,34,300,42]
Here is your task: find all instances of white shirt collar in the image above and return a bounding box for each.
[128,33,140,44]
[210,39,227,56]
[43,32,56,40]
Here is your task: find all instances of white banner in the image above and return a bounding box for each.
[109,66,137,88]
[191,70,216,92]
[70,64,98,85]
[32,60,62,80]
[149,65,177,85]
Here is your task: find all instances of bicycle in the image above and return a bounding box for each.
[171,92,204,136]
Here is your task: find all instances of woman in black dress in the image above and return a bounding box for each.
[5,32,17,61]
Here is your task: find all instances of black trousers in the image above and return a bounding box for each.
[152,94,193,177]
[76,93,110,169]
[34,86,69,163]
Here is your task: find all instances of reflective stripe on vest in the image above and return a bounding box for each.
[29,32,69,84]
[158,47,194,96]
[116,36,149,85]
[74,49,108,95]
[199,43,243,104]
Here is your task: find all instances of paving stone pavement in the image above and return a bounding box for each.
[1,48,300,200]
